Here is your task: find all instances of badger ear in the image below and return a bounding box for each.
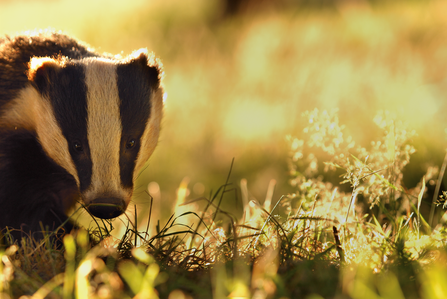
[27,57,64,94]
[128,49,163,89]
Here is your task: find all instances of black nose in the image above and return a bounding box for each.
[87,197,126,219]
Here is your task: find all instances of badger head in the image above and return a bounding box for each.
[22,50,164,219]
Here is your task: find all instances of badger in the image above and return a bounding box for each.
[0,30,164,241]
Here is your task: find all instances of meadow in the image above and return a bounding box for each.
[2,0,447,298]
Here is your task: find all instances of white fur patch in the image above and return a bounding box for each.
[0,86,38,131]
[133,87,164,182]
[83,59,132,204]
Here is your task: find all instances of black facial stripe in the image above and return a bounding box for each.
[117,63,152,189]
[46,63,92,192]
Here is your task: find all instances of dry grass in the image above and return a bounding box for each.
[1,108,447,298]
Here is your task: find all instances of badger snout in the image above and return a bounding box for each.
[87,197,126,219]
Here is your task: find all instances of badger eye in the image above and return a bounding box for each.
[73,141,84,152]
[126,139,136,150]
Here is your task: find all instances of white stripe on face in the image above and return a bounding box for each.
[82,59,131,203]
[133,87,164,182]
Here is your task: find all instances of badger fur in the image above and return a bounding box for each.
[0,30,163,240]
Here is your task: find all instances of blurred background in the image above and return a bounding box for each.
[2,0,447,231]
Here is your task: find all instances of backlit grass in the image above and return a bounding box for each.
[1,109,447,298]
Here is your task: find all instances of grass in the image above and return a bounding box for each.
[2,109,447,299]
